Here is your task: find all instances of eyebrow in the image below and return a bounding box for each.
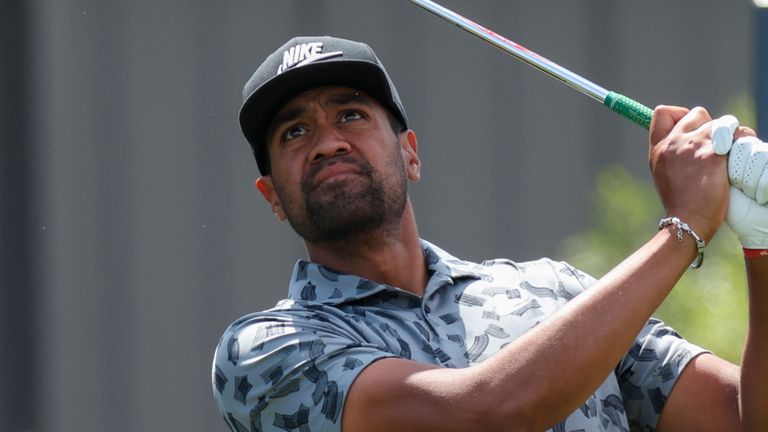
[320,92,373,109]
[267,91,374,142]
[269,106,306,136]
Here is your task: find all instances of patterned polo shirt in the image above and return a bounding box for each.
[212,240,706,432]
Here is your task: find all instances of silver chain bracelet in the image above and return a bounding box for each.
[658,217,706,269]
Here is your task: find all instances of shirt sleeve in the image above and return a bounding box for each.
[212,307,396,432]
[616,317,709,431]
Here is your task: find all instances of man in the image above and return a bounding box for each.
[213,36,768,431]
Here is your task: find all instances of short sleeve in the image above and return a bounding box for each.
[616,318,709,431]
[212,308,395,432]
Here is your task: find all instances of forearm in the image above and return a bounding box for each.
[740,256,768,431]
[465,227,697,430]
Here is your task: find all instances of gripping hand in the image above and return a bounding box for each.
[709,115,768,204]
[728,136,768,204]
[726,186,768,249]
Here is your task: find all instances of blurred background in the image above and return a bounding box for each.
[2,0,764,430]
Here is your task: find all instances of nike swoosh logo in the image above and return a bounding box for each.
[293,51,344,68]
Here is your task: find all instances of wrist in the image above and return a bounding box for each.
[663,209,720,243]
[658,216,706,268]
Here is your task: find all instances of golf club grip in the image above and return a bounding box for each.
[604,92,653,129]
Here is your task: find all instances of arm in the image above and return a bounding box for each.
[729,165,768,429]
[741,256,768,430]
[343,106,729,432]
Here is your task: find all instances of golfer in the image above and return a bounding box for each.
[212,36,768,431]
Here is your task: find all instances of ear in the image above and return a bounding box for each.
[401,130,421,182]
[255,176,287,221]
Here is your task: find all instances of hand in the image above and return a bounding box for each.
[706,115,766,204]
[649,106,729,242]
[726,186,768,249]
[727,136,768,204]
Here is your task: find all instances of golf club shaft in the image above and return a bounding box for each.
[408,0,653,129]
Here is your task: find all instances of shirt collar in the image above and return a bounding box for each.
[286,239,488,305]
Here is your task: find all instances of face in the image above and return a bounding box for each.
[256,86,420,245]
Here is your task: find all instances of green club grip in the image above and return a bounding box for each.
[603,91,653,129]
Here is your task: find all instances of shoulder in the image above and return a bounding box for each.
[213,299,356,365]
[478,257,595,294]
[216,300,308,348]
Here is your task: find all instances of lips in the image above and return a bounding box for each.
[309,160,363,189]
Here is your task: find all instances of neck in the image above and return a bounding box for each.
[304,200,428,296]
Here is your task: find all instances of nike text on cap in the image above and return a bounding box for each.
[239,36,408,175]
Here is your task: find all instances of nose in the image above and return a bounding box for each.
[308,123,351,163]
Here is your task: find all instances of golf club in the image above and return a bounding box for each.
[408,0,654,129]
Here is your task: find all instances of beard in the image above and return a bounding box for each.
[278,152,408,245]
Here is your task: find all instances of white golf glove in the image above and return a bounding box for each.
[709,115,768,205]
[726,186,768,249]
[728,136,768,204]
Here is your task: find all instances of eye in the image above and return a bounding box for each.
[339,110,364,123]
[282,124,308,142]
